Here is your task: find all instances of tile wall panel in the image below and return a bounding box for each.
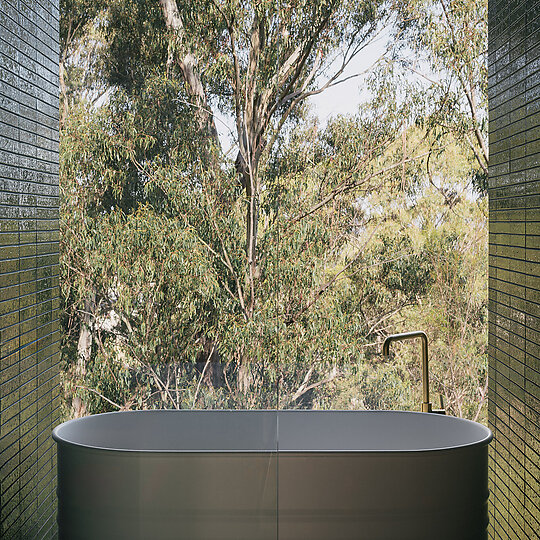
[0,0,60,538]
[488,0,540,537]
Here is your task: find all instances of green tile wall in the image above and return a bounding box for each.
[488,0,540,537]
[0,0,60,538]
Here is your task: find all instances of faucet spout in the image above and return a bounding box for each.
[382,331,432,413]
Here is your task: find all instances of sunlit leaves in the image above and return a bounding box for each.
[59,0,487,421]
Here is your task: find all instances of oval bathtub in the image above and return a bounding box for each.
[53,410,492,540]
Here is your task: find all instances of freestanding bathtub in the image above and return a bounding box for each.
[53,410,492,540]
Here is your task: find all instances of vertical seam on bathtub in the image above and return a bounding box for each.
[276,411,279,540]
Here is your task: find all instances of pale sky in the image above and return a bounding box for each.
[308,28,389,124]
[215,28,389,154]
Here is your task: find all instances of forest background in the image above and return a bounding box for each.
[59,0,489,423]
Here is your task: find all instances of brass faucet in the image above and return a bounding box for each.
[382,331,445,414]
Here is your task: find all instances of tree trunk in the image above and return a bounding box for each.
[159,0,219,145]
[76,294,95,376]
[196,341,223,389]
[238,360,252,396]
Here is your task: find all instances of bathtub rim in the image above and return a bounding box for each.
[52,409,492,454]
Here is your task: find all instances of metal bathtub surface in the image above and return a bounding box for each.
[53,410,492,540]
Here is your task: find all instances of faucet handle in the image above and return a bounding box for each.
[432,394,446,415]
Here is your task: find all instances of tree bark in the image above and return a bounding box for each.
[159,0,219,144]
[76,294,95,376]
[195,341,223,389]
[237,360,252,396]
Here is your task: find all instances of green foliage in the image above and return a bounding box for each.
[389,0,488,194]
[59,0,488,425]
[319,362,412,411]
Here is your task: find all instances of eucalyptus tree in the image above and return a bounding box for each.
[59,0,489,417]
[155,0,388,317]
[389,0,488,191]
[60,0,395,410]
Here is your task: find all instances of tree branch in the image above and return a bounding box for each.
[159,0,220,146]
[289,146,442,226]
[286,226,379,326]
[285,366,341,406]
